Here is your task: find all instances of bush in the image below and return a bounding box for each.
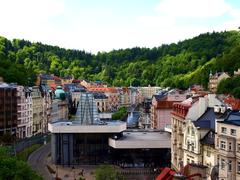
[94,165,123,180]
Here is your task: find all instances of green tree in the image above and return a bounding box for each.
[0,147,42,180]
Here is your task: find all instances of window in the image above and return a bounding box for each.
[207,150,211,157]
[221,159,225,170]
[231,129,236,136]
[228,160,232,171]
[238,162,240,173]
[229,142,232,151]
[221,127,227,134]
[191,144,194,152]
[220,141,226,150]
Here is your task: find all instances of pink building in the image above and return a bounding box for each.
[150,91,186,130]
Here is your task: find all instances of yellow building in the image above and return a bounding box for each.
[32,86,43,135]
[208,72,230,93]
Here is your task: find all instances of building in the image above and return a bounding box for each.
[40,85,53,133]
[93,92,109,112]
[37,74,55,86]
[182,107,228,179]
[216,111,240,180]
[208,72,230,93]
[150,90,186,130]
[32,86,43,135]
[234,69,240,76]
[87,87,120,111]
[49,86,68,122]
[61,75,74,85]
[119,87,130,107]
[49,92,171,167]
[171,94,223,171]
[138,86,162,100]
[0,83,17,137]
[16,86,33,139]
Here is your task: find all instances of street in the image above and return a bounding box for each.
[28,143,53,180]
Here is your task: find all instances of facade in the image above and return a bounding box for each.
[150,91,186,130]
[119,87,130,107]
[171,94,224,171]
[93,92,109,112]
[49,92,171,167]
[138,86,162,100]
[61,75,74,85]
[16,86,33,139]
[216,111,240,180]
[41,85,53,133]
[87,87,120,111]
[208,72,230,93]
[50,86,68,122]
[37,74,55,87]
[32,86,43,135]
[182,108,223,179]
[171,99,192,171]
[234,68,240,76]
[0,83,17,136]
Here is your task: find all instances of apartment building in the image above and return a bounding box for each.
[171,94,223,171]
[16,86,33,139]
[87,87,120,111]
[32,86,43,135]
[216,111,240,180]
[0,83,17,136]
[182,106,228,179]
[119,87,130,107]
[50,86,68,122]
[208,72,229,93]
[138,86,162,100]
[93,92,109,112]
[150,90,186,130]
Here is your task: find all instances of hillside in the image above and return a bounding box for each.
[0,30,240,88]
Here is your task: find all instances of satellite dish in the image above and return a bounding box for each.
[210,165,219,180]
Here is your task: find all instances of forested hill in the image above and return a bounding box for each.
[0,30,240,88]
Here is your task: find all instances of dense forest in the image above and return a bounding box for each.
[0,30,240,89]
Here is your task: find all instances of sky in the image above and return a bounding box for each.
[0,0,239,53]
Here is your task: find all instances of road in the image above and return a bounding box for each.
[28,143,53,180]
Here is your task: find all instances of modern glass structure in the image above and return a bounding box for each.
[49,92,171,167]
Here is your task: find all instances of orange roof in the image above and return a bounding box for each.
[87,87,118,93]
[54,76,61,81]
[224,96,240,110]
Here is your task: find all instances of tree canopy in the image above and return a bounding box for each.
[0,147,42,180]
[0,30,240,90]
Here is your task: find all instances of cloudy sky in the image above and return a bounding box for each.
[0,0,239,53]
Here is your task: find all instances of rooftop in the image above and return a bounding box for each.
[109,131,171,149]
[218,110,240,126]
[48,120,126,133]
